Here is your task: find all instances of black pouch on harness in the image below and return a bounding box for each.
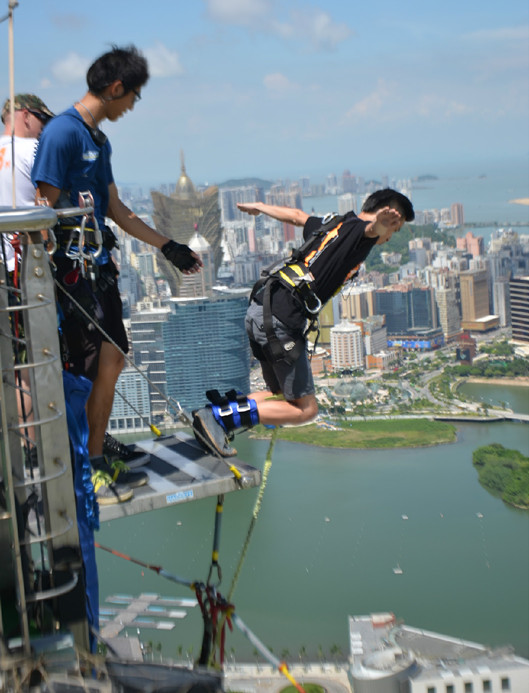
[54,259,103,331]
[262,335,305,365]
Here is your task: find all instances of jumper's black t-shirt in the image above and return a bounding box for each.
[257,211,377,331]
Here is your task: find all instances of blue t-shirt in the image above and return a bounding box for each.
[32,106,113,262]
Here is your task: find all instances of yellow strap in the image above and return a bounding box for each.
[229,465,242,480]
[288,263,306,277]
[278,269,296,287]
[279,663,306,693]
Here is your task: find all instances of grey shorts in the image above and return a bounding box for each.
[245,300,314,401]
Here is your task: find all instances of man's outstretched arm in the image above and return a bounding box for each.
[107,183,202,273]
[237,201,309,226]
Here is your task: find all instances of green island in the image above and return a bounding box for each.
[252,419,456,449]
[472,443,529,510]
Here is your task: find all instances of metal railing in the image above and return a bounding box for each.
[0,205,94,677]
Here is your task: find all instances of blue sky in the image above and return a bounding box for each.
[1,0,528,188]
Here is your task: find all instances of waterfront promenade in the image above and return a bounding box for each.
[224,662,352,693]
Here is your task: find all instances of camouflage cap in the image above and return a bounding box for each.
[1,93,54,123]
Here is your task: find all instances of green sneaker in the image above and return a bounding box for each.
[91,470,133,506]
[91,455,149,488]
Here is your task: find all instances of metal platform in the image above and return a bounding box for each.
[98,432,261,522]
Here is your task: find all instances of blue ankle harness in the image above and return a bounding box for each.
[206,389,259,432]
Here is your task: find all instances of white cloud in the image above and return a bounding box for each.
[346,81,391,120]
[416,94,471,119]
[50,52,90,84]
[144,43,184,78]
[290,9,352,50]
[463,25,529,42]
[205,0,352,51]
[205,0,271,25]
[263,72,295,93]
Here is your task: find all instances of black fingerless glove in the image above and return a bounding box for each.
[161,240,196,271]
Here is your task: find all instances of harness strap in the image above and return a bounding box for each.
[262,280,290,361]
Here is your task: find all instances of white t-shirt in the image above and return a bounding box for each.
[0,134,39,271]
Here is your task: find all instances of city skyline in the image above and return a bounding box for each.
[1,1,528,186]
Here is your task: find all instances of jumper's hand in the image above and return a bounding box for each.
[237,202,262,216]
[364,207,404,245]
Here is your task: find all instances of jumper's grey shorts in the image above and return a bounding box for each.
[245,300,314,401]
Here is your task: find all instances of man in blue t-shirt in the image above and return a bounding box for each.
[32,46,203,484]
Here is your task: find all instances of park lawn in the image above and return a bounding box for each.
[253,419,456,449]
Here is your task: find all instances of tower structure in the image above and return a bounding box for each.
[510,276,529,344]
[178,230,215,298]
[129,300,171,423]
[151,151,223,296]
[460,268,498,332]
[163,291,251,411]
[330,320,364,370]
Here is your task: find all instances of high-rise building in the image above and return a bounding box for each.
[460,268,499,332]
[456,231,484,257]
[178,231,215,298]
[510,276,529,343]
[108,366,151,433]
[330,320,364,370]
[450,202,464,226]
[493,277,511,328]
[375,285,439,335]
[435,286,461,340]
[130,301,171,422]
[341,285,375,321]
[151,152,223,296]
[163,291,251,411]
[353,315,387,356]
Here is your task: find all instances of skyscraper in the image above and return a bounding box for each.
[435,287,461,340]
[163,291,251,412]
[460,268,498,332]
[330,320,364,370]
[375,285,439,335]
[130,301,171,422]
[151,152,223,296]
[510,276,529,343]
[450,202,464,226]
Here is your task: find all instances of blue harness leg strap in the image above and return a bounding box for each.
[206,389,259,432]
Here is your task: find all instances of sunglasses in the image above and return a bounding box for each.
[28,109,51,124]
[132,88,142,103]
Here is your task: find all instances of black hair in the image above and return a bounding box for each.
[86,45,149,96]
[361,188,415,222]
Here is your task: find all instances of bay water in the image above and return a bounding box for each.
[97,384,529,663]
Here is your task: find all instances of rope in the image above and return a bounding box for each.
[114,385,162,438]
[94,542,196,590]
[232,614,306,693]
[228,427,279,603]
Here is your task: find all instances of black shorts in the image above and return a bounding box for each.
[245,300,314,401]
[54,257,128,382]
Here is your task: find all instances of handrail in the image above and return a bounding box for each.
[0,206,57,232]
[0,203,95,233]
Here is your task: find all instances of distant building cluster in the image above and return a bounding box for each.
[109,162,529,431]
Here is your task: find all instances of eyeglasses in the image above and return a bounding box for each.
[28,109,50,124]
[132,88,142,103]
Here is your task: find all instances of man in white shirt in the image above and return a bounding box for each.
[0,93,54,269]
[0,94,53,466]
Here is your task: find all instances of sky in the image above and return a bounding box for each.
[1,0,528,188]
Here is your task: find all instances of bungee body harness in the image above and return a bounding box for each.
[250,212,349,363]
